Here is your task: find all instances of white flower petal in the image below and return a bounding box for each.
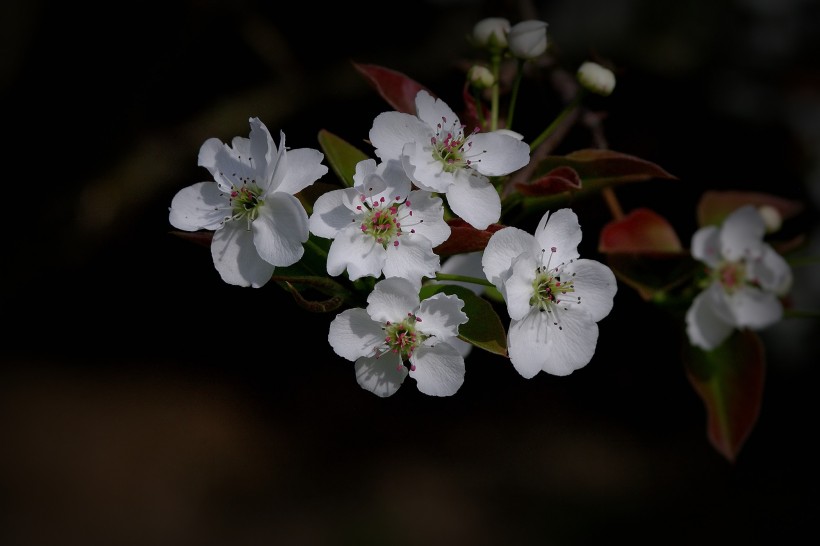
[272,147,328,196]
[370,111,429,162]
[690,225,721,267]
[382,236,440,289]
[750,245,793,295]
[563,259,618,322]
[414,90,459,132]
[727,286,784,329]
[248,117,275,185]
[355,353,407,397]
[326,228,384,280]
[252,193,308,267]
[720,205,765,261]
[510,307,598,377]
[482,226,534,290]
[466,132,530,177]
[168,182,228,231]
[504,253,538,320]
[536,208,581,267]
[366,277,420,324]
[416,293,468,339]
[308,188,356,239]
[505,311,547,379]
[409,344,465,396]
[328,308,385,361]
[210,223,275,288]
[404,191,450,246]
[685,290,735,351]
[402,141,450,192]
[445,171,501,230]
[446,336,475,359]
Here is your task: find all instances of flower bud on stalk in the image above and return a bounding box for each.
[577,61,616,96]
[472,17,510,52]
[508,20,548,59]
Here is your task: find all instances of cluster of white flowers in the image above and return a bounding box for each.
[168,15,795,400]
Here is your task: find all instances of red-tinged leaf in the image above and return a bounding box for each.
[420,284,508,357]
[170,230,212,248]
[697,190,806,227]
[317,129,370,188]
[683,329,766,463]
[532,149,677,191]
[599,208,683,253]
[352,62,432,114]
[434,219,504,257]
[515,166,582,197]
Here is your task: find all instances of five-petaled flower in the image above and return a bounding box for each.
[369,90,530,230]
[328,277,469,397]
[482,208,618,377]
[685,205,793,351]
[168,117,328,287]
[309,158,450,289]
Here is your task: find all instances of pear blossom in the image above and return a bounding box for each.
[685,205,793,351]
[328,277,469,397]
[369,90,530,230]
[482,208,617,378]
[309,158,450,289]
[508,20,549,60]
[168,117,327,288]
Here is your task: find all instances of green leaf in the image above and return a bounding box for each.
[419,284,508,357]
[317,129,370,188]
[352,62,432,114]
[683,329,766,463]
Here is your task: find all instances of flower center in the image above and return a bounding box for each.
[355,194,420,249]
[710,260,750,294]
[229,183,264,228]
[530,246,580,330]
[380,314,427,365]
[430,116,480,173]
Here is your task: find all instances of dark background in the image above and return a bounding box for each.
[1,0,818,544]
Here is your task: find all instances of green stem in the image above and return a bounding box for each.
[529,91,584,152]
[505,59,525,131]
[490,52,502,132]
[305,237,328,259]
[788,254,820,267]
[473,87,486,129]
[434,273,495,288]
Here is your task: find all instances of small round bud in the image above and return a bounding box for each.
[472,17,510,51]
[467,65,495,89]
[508,20,548,60]
[577,61,616,96]
[758,204,783,233]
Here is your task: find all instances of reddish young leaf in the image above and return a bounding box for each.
[170,230,212,248]
[352,62,432,114]
[599,208,683,253]
[434,219,504,256]
[515,166,582,197]
[697,190,805,227]
[533,149,677,191]
[683,329,766,463]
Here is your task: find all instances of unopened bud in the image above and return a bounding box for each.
[472,17,510,51]
[467,65,495,89]
[508,20,548,60]
[758,205,782,233]
[577,61,616,96]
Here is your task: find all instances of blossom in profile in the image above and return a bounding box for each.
[482,208,618,377]
[472,17,510,51]
[309,158,450,289]
[369,90,530,230]
[685,205,793,351]
[508,20,549,60]
[328,277,469,397]
[168,117,327,287]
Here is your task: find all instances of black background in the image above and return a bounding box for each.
[1,0,818,544]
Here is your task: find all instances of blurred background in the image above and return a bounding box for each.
[1,0,818,544]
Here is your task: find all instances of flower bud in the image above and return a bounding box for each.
[467,64,495,89]
[508,20,548,60]
[758,204,783,233]
[472,17,510,51]
[577,61,616,96]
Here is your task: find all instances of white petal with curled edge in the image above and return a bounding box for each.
[273,147,328,196]
[252,193,308,267]
[415,293,467,340]
[482,227,533,290]
[366,277,420,324]
[504,253,538,321]
[211,223,275,288]
[369,111,430,162]
[750,245,792,295]
[326,227,384,280]
[328,308,386,362]
[685,290,735,350]
[382,237,440,290]
[355,353,408,397]
[309,188,356,239]
[169,182,227,231]
[409,344,465,396]
[535,209,581,268]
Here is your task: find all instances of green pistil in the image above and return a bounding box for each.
[531,270,576,312]
[716,261,747,293]
[230,184,264,224]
